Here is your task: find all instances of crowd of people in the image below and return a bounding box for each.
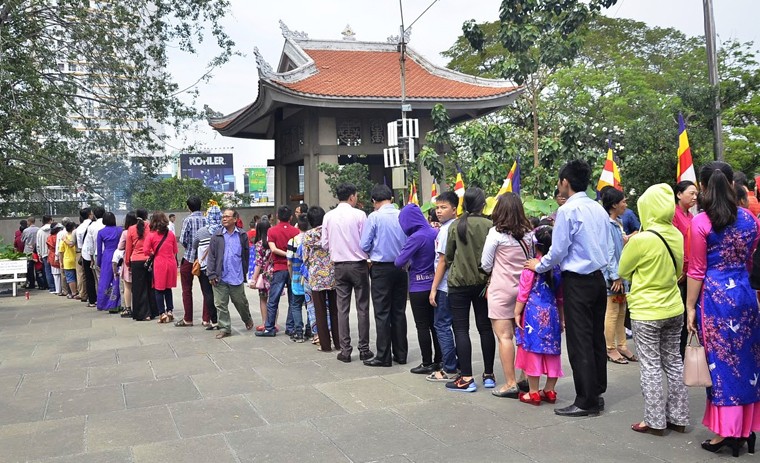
[10,159,760,458]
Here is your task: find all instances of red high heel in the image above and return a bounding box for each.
[519,391,541,406]
[540,389,557,403]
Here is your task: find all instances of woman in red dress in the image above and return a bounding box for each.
[144,212,178,324]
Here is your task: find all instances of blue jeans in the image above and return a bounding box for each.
[304,284,318,334]
[43,260,55,291]
[290,293,305,335]
[435,290,458,373]
[266,270,291,332]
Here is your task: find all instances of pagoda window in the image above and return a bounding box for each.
[369,119,385,144]
[337,119,361,146]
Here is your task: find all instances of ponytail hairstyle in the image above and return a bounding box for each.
[135,208,148,239]
[699,161,737,232]
[456,187,486,245]
[533,225,556,292]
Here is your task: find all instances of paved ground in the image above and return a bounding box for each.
[0,285,739,462]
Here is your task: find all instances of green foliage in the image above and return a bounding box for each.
[521,195,559,218]
[131,177,221,212]
[0,0,236,207]
[317,163,374,214]
[0,241,25,260]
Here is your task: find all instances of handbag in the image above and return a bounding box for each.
[683,333,712,387]
[144,232,169,272]
[191,247,209,277]
[255,274,266,290]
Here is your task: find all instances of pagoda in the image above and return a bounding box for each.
[209,21,522,208]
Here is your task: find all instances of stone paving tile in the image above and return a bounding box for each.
[406,437,530,462]
[169,395,265,438]
[0,354,60,376]
[89,335,142,351]
[245,385,347,424]
[33,339,90,357]
[30,448,133,463]
[209,349,281,371]
[85,405,178,452]
[253,360,340,388]
[311,409,440,462]
[87,360,155,387]
[380,371,452,401]
[190,368,272,399]
[116,342,176,364]
[170,337,234,357]
[123,376,201,409]
[131,434,238,463]
[225,421,350,463]
[392,400,508,445]
[58,349,117,369]
[45,384,125,419]
[315,376,423,413]
[0,391,48,426]
[150,353,218,379]
[0,416,86,462]
[0,372,21,395]
[17,368,88,396]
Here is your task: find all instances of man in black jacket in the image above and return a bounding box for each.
[207,208,254,339]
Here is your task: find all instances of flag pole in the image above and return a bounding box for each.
[703,0,724,161]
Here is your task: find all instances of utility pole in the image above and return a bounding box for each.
[703,0,724,161]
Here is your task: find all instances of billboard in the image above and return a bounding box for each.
[245,167,268,192]
[180,153,235,192]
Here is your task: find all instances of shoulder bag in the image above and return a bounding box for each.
[144,232,168,272]
[191,246,209,277]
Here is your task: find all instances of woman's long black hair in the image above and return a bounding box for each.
[699,161,736,232]
[135,208,148,239]
[456,187,486,245]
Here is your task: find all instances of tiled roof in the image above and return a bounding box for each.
[275,48,516,99]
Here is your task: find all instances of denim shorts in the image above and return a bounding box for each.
[64,269,77,284]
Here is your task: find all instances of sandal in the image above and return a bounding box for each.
[157,313,168,324]
[205,324,219,331]
[120,308,133,318]
[619,350,638,362]
[166,312,174,322]
[312,336,319,345]
[607,355,628,364]
[202,321,210,327]
[174,319,193,327]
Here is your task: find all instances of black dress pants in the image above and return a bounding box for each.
[131,261,157,320]
[448,285,495,377]
[370,263,408,363]
[562,270,608,410]
[409,290,441,366]
[83,259,97,304]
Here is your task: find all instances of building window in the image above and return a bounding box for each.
[369,119,385,144]
[336,119,361,146]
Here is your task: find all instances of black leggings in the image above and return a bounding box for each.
[155,288,174,315]
[448,285,495,377]
[409,290,441,365]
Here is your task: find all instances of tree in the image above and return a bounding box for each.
[460,0,619,167]
[131,177,220,212]
[0,0,236,206]
[317,162,374,214]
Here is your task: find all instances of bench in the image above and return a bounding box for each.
[0,260,28,297]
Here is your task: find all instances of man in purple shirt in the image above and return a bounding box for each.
[360,184,408,367]
[207,208,255,339]
[322,183,373,363]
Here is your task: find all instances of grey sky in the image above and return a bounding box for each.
[167,0,759,168]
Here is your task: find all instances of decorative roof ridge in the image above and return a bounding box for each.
[256,39,318,84]
[404,47,517,89]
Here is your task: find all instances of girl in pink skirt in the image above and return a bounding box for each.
[514,226,564,405]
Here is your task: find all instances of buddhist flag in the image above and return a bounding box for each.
[454,171,465,216]
[677,113,697,183]
[597,139,622,192]
[430,181,438,203]
[497,159,521,196]
[408,180,419,205]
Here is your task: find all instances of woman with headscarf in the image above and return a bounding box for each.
[126,209,156,321]
[687,162,760,457]
[193,203,222,329]
[96,212,123,313]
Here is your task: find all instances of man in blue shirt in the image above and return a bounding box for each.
[207,208,255,339]
[526,160,610,417]
[360,184,408,367]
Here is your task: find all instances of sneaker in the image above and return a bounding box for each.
[446,376,477,392]
[294,333,305,343]
[255,330,276,337]
[483,374,496,389]
[426,370,458,382]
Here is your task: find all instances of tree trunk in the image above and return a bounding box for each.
[531,89,539,168]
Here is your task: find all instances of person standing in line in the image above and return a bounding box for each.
[75,207,93,302]
[47,222,63,294]
[126,209,156,321]
[686,162,760,456]
[176,196,205,327]
[395,203,441,373]
[247,217,258,247]
[96,212,123,313]
[481,192,534,398]
[168,213,176,234]
[302,206,340,353]
[286,214,310,342]
[83,206,105,304]
[443,188,496,392]
[194,204,222,330]
[59,221,79,298]
[601,188,636,364]
[56,218,70,296]
[36,215,54,292]
[427,191,460,382]
[619,183,689,437]
[118,213,138,318]
[208,208,255,338]
[525,160,610,417]
[14,219,27,253]
[145,212,178,324]
[360,185,409,367]
[249,219,272,331]
[21,216,39,289]
[255,206,299,338]
[672,180,698,358]
[321,183,373,363]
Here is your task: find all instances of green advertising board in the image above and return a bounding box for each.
[246,168,268,192]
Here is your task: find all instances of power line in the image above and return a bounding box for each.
[405,0,440,32]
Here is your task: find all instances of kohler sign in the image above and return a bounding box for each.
[181,153,232,168]
[180,153,235,192]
